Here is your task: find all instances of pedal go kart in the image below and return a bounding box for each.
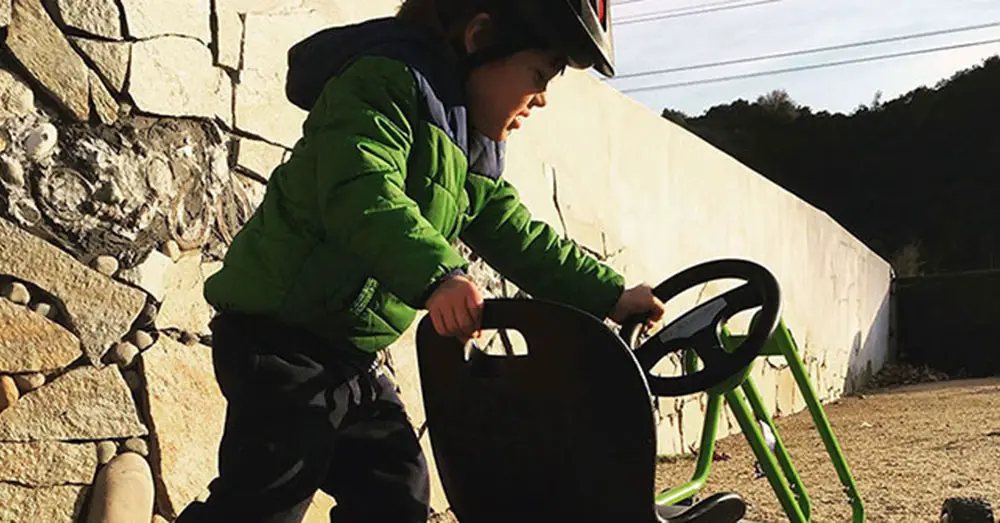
[416,259,866,522]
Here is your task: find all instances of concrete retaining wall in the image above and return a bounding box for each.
[0,0,891,519]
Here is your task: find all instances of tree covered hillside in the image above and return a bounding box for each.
[662,56,1000,275]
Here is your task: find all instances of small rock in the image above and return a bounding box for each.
[12,373,45,393]
[0,130,8,153]
[1,282,30,305]
[110,341,140,369]
[122,437,148,457]
[179,331,198,346]
[96,441,118,466]
[30,302,54,319]
[130,330,155,350]
[0,375,19,411]
[138,302,158,328]
[161,240,181,261]
[0,157,24,186]
[23,123,58,160]
[92,255,120,276]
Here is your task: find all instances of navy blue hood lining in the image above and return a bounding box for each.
[285,17,504,180]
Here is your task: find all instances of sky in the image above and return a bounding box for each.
[604,0,1000,117]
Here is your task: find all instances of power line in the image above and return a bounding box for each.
[613,21,1000,80]
[614,0,753,9]
[619,37,1000,93]
[616,0,782,25]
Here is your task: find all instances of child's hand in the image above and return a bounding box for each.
[425,274,484,342]
[610,284,666,328]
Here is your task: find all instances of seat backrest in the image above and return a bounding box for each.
[417,299,658,523]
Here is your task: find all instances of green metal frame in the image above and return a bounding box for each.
[652,319,865,523]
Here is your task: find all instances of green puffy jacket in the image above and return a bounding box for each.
[204,18,625,353]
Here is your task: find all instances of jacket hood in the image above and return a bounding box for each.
[285,17,455,111]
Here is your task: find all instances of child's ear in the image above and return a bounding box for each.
[463,13,494,54]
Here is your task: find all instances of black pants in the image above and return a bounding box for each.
[175,313,430,523]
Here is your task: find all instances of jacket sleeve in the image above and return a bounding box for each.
[310,57,468,309]
[460,177,626,319]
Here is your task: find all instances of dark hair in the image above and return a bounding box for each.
[398,0,583,77]
[396,0,481,49]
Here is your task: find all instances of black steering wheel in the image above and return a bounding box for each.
[620,259,781,397]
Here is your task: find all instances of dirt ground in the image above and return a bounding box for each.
[431,377,1000,522]
[654,377,1000,522]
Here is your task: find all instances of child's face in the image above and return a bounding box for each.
[466,49,566,142]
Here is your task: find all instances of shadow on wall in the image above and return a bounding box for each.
[841,288,892,395]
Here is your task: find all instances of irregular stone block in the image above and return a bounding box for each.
[0,365,147,441]
[129,36,232,126]
[0,441,97,486]
[0,483,88,523]
[70,37,130,94]
[0,68,35,121]
[236,137,286,180]
[118,250,173,303]
[213,0,243,70]
[155,253,215,336]
[85,452,155,523]
[0,299,81,373]
[236,10,331,146]
[142,337,225,518]
[89,69,120,125]
[6,0,91,121]
[0,217,147,365]
[0,0,9,26]
[161,240,181,261]
[52,0,123,39]
[120,0,211,43]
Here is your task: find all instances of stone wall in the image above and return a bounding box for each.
[0,0,892,521]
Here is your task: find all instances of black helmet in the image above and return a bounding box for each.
[455,0,616,78]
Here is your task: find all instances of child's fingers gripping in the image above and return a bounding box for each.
[466,292,484,338]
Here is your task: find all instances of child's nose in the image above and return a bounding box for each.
[532,92,547,108]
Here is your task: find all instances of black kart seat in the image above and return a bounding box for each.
[417,299,752,523]
[656,492,748,523]
[417,299,658,523]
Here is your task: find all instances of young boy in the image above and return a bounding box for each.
[177,0,665,521]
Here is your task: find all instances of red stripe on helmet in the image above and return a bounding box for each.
[596,0,607,24]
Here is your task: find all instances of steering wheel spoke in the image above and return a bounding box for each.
[620,259,781,397]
